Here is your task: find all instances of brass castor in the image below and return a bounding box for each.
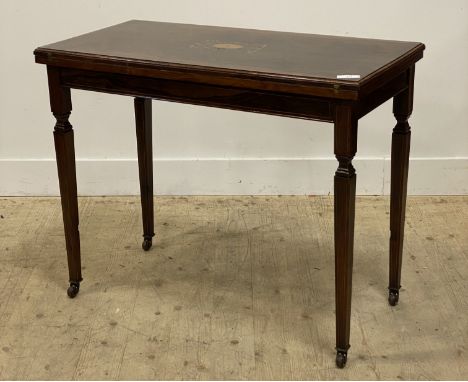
[142,237,152,251]
[336,350,347,368]
[388,289,399,306]
[67,282,80,298]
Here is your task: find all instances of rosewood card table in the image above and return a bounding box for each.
[34,20,425,368]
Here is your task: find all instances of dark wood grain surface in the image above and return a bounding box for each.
[35,20,424,98]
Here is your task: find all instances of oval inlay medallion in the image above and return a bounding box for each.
[212,43,243,49]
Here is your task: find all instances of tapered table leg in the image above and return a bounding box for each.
[48,67,82,298]
[333,104,358,368]
[388,67,414,306]
[134,97,154,251]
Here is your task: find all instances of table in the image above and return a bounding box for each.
[34,20,425,368]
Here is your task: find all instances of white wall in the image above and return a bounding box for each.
[1,0,467,195]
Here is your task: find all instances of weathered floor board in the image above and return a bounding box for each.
[0,196,467,380]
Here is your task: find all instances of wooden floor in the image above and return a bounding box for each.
[0,196,467,380]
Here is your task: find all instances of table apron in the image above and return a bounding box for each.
[357,71,410,119]
[58,67,410,123]
[59,68,335,122]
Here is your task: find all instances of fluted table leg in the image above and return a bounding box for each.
[333,104,358,368]
[135,97,155,251]
[388,66,415,306]
[48,66,82,298]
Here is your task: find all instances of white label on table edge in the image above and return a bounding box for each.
[336,74,361,79]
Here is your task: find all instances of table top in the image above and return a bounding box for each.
[35,20,424,97]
